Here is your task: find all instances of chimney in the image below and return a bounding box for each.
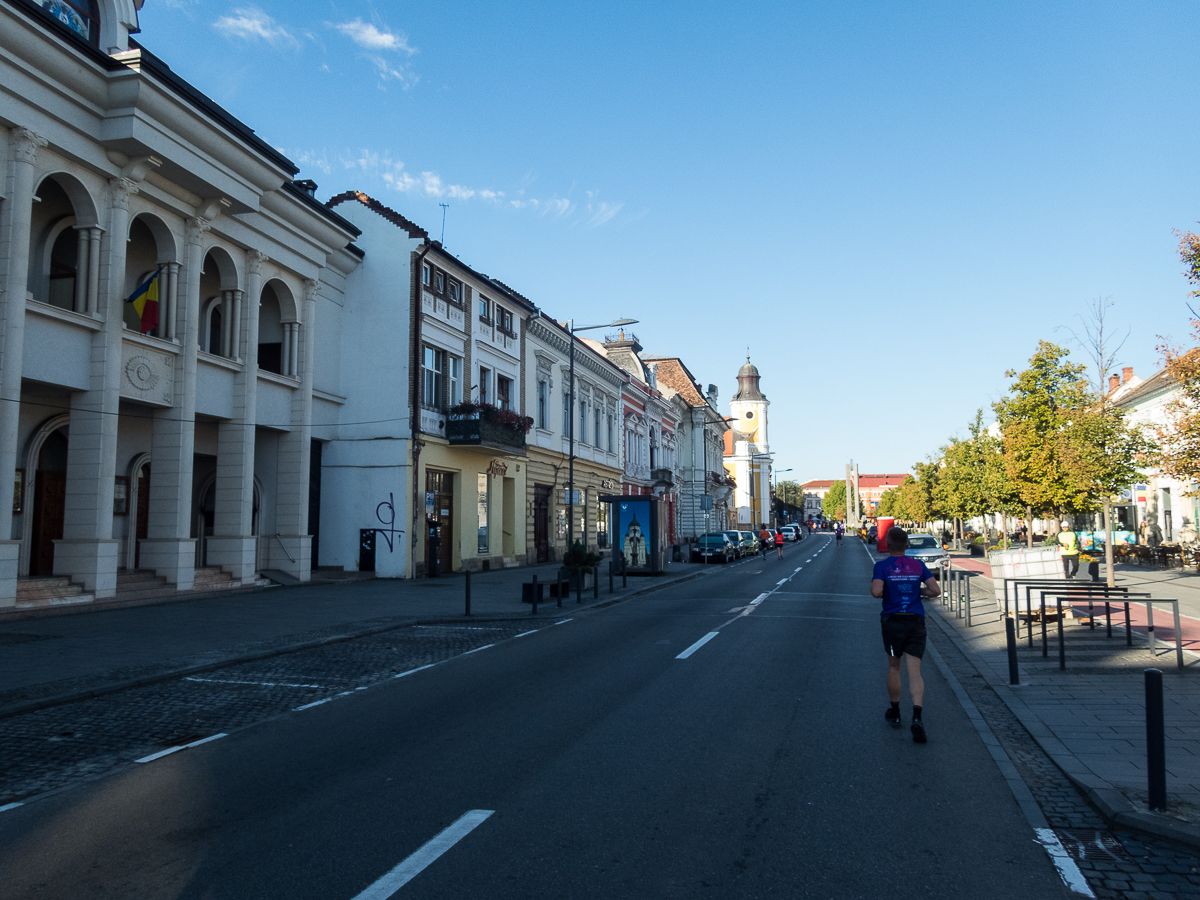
[1123,366,1133,384]
[1109,374,1120,392]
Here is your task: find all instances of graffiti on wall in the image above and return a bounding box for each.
[375,492,404,552]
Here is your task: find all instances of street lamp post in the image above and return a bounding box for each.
[566,317,638,549]
[773,467,793,527]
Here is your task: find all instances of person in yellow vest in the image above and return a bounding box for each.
[1058,522,1079,578]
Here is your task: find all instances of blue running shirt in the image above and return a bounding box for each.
[873,556,932,617]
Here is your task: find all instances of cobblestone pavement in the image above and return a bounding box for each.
[935,616,1200,899]
[0,620,537,805]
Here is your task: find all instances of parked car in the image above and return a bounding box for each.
[781,525,801,542]
[739,531,760,555]
[721,531,747,558]
[905,533,950,574]
[692,532,736,563]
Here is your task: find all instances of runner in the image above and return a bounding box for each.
[775,528,784,559]
[835,523,843,546]
[871,527,940,743]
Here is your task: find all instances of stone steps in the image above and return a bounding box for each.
[15,575,94,608]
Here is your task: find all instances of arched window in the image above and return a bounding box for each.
[32,0,101,47]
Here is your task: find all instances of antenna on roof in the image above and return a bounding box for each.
[439,203,449,245]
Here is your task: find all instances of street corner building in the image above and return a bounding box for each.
[0,0,370,609]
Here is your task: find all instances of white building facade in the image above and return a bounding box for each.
[0,1,361,608]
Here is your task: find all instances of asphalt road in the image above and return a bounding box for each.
[0,535,1075,899]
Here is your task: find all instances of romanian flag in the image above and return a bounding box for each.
[127,267,162,334]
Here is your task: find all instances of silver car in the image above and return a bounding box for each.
[906,533,949,575]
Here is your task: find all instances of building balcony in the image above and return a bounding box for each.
[651,467,674,488]
[447,406,529,455]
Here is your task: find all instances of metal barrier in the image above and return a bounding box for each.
[1035,590,1184,669]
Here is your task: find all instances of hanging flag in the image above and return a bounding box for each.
[127,267,162,334]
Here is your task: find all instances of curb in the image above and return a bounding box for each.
[0,567,710,722]
[926,589,1200,852]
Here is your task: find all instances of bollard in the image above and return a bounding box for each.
[1005,616,1020,685]
[622,558,627,589]
[1105,601,1112,639]
[464,569,472,617]
[557,572,563,609]
[531,575,539,616]
[1125,602,1132,647]
[1146,668,1167,811]
[1057,598,1066,670]
[1088,598,1096,631]
[966,575,972,627]
[1027,592,1034,648]
[609,560,614,594]
[1041,591,1048,659]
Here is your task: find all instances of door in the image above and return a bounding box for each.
[534,484,551,563]
[134,467,150,568]
[425,470,454,576]
[30,471,66,576]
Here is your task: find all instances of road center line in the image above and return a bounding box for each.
[394,664,436,679]
[352,809,495,899]
[0,802,24,814]
[676,632,720,659]
[461,644,495,656]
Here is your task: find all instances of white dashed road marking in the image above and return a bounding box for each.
[676,632,720,659]
[352,809,495,899]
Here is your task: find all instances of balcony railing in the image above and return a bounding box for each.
[447,407,529,453]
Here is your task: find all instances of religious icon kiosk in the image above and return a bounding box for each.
[601,495,670,574]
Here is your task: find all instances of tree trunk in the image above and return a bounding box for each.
[1026,505,1034,548]
[1001,511,1008,550]
[1103,496,1115,588]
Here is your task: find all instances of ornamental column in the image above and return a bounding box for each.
[273,277,318,579]
[208,249,264,581]
[0,128,48,608]
[141,217,209,588]
[56,177,140,597]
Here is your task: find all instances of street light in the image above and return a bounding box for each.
[567,317,638,549]
[773,467,793,527]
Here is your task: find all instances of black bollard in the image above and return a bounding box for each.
[1146,668,1167,811]
[1041,592,1048,659]
[556,572,563,609]
[1057,598,1066,670]
[465,569,472,617]
[966,575,972,628]
[1106,601,1112,639]
[1125,601,1132,647]
[531,574,539,616]
[1005,616,1020,685]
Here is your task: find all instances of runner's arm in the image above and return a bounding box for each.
[920,576,940,598]
[871,578,884,598]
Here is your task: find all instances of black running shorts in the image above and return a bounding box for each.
[881,613,926,659]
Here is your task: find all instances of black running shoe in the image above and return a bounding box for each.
[911,720,927,743]
[885,707,902,727]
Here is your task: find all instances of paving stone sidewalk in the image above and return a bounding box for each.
[935,555,1200,850]
[0,559,714,719]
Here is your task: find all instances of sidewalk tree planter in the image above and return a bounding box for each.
[561,540,601,592]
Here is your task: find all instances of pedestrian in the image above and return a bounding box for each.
[1058,521,1079,578]
[775,528,784,559]
[835,522,843,546]
[758,524,770,558]
[871,527,940,743]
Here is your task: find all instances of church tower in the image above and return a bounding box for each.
[723,357,773,529]
[729,357,769,452]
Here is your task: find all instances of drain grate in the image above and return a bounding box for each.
[1056,829,1133,862]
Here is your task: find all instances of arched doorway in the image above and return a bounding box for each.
[126,454,151,570]
[30,430,69,577]
[194,475,260,569]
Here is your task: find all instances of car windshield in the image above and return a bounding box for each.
[908,536,938,549]
[700,535,726,545]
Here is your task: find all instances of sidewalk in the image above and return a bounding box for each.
[0,560,711,720]
[937,551,1200,850]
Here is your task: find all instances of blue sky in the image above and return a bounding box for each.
[139,1,1200,485]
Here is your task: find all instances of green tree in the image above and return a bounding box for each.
[775,479,804,507]
[1156,232,1200,488]
[993,342,1093,542]
[822,481,847,521]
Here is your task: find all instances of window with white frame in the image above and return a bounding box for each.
[449,356,462,406]
[594,405,602,450]
[422,264,431,286]
[422,346,444,410]
[498,306,514,335]
[579,398,589,445]
[447,278,461,304]
[435,271,445,294]
[478,296,490,320]
[563,388,571,437]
